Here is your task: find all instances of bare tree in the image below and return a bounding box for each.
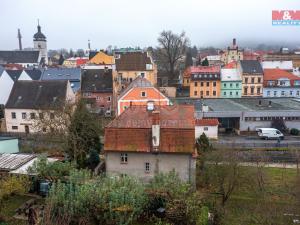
[203,150,252,207]
[156,30,189,81]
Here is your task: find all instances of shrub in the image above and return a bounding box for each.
[290,128,299,136]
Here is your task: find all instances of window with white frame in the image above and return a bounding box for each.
[22,112,27,119]
[145,162,150,172]
[141,91,147,97]
[120,153,128,163]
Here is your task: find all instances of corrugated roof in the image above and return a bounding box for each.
[0,153,36,171]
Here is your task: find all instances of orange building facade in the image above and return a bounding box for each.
[117,77,169,115]
[189,66,221,98]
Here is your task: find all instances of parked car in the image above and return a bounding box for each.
[257,128,284,140]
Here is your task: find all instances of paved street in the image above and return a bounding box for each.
[212,134,300,149]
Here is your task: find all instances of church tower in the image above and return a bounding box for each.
[33,20,48,64]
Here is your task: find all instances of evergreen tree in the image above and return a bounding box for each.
[87,149,100,169]
[69,49,74,58]
[201,58,209,66]
[66,100,102,168]
[185,49,193,68]
[58,54,64,65]
[196,132,210,153]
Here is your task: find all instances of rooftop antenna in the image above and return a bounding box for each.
[17,29,22,50]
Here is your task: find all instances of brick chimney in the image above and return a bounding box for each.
[152,111,160,152]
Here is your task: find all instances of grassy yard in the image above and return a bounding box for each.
[0,195,35,225]
[200,166,300,225]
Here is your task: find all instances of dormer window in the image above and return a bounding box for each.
[146,64,153,70]
[141,91,147,97]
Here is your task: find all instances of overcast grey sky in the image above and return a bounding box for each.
[0,0,300,50]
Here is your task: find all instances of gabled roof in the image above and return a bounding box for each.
[195,118,219,126]
[221,68,241,81]
[6,70,23,81]
[118,76,153,99]
[239,60,263,74]
[25,69,42,80]
[88,52,114,65]
[81,69,112,92]
[0,51,40,64]
[6,80,68,109]
[105,105,195,154]
[116,52,152,71]
[263,69,300,86]
[262,61,293,71]
[41,68,81,81]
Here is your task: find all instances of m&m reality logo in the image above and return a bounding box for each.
[272,10,300,26]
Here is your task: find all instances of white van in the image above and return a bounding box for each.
[257,128,284,140]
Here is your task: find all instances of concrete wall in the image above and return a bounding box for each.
[105,152,196,183]
[0,139,19,153]
[195,125,218,139]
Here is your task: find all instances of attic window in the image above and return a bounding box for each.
[71,83,74,87]
[94,74,98,78]
[141,91,147,97]
[58,74,62,76]
[18,96,22,100]
[53,97,57,102]
[48,73,51,76]
[66,74,70,76]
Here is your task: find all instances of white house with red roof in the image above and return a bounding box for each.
[195,118,219,139]
[263,69,300,98]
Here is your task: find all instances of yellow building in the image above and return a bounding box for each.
[238,60,264,97]
[220,38,244,64]
[88,51,115,65]
[189,66,221,98]
[114,51,157,95]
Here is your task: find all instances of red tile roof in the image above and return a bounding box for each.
[107,105,195,129]
[195,118,219,126]
[224,61,237,69]
[263,69,300,86]
[104,105,195,154]
[189,66,220,74]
